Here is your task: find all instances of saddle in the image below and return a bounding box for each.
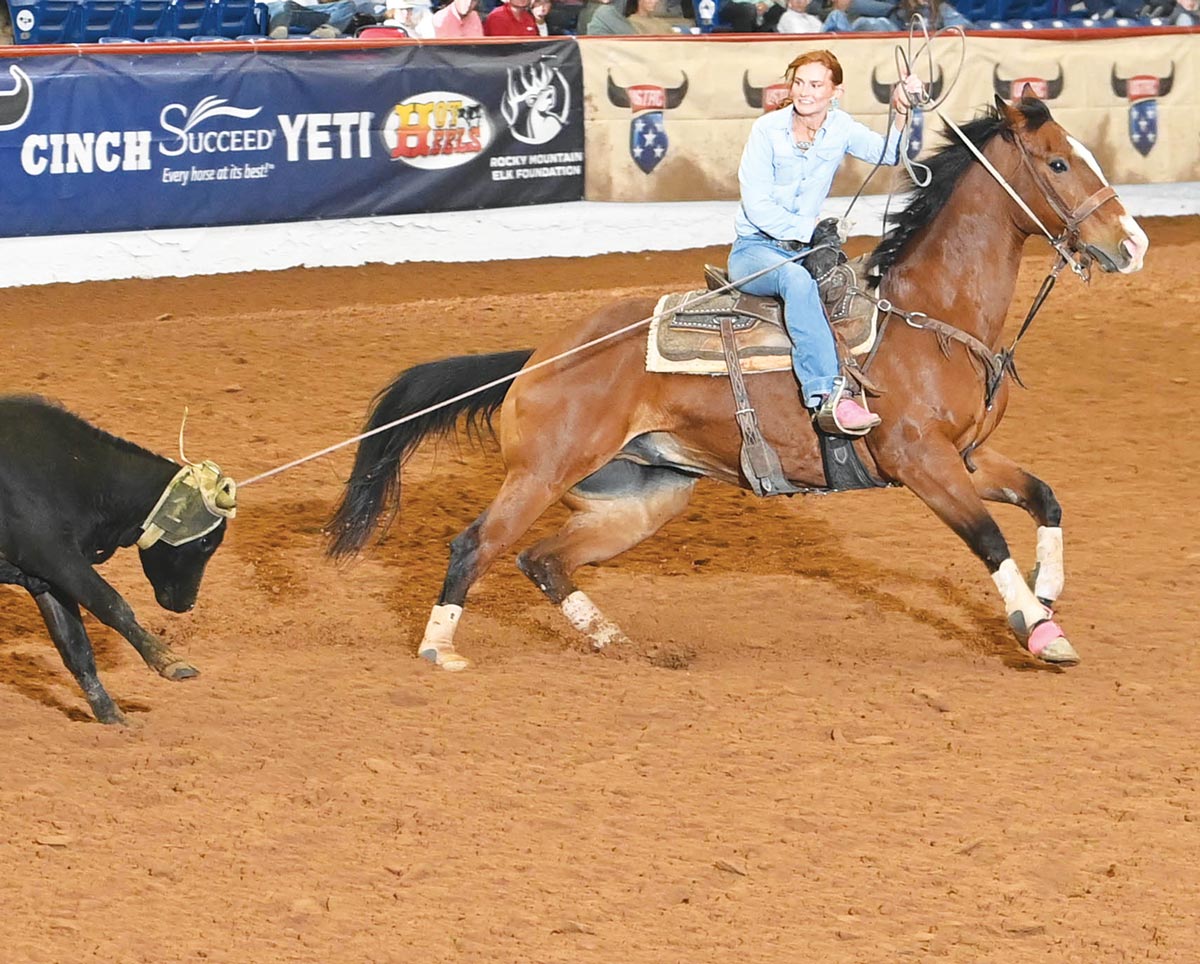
[644,250,886,498]
[645,257,881,377]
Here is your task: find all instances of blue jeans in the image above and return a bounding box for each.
[728,235,837,408]
[822,9,897,29]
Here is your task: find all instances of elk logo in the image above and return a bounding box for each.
[502,61,571,147]
[992,64,1064,103]
[870,66,944,159]
[742,71,789,114]
[1111,63,1174,157]
[0,65,33,132]
[606,71,688,175]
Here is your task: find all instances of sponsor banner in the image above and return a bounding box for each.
[581,33,1200,202]
[0,42,583,238]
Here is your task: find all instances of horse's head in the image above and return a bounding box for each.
[996,89,1148,274]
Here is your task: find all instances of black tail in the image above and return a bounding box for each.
[326,349,534,559]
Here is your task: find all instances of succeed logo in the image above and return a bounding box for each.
[159,96,275,157]
[382,91,491,169]
[19,94,275,177]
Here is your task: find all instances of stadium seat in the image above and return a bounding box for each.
[208,0,267,36]
[79,0,131,41]
[355,24,408,36]
[164,0,213,37]
[8,0,86,43]
[113,0,175,38]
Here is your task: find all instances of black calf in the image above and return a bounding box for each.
[0,397,231,724]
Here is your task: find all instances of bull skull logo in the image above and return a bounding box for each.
[607,72,688,175]
[992,64,1064,103]
[1112,63,1174,157]
[871,66,944,159]
[0,65,33,132]
[502,62,571,147]
[742,71,790,114]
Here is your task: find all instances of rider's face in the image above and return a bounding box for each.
[789,63,842,121]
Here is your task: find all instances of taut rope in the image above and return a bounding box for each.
[239,247,827,488]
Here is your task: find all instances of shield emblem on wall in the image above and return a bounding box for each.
[631,111,668,175]
[1128,99,1158,157]
[1112,66,1174,158]
[607,73,689,177]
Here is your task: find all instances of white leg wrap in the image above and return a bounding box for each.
[1034,526,1064,602]
[561,591,627,651]
[418,604,469,671]
[992,559,1048,638]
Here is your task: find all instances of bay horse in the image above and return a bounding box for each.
[328,93,1148,672]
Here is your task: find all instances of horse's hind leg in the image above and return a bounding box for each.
[419,471,571,672]
[968,447,1064,606]
[517,460,698,653]
[892,442,1078,665]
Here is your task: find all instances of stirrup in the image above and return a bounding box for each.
[814,376,880,437]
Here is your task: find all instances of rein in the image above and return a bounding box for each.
[860,108,1121,413]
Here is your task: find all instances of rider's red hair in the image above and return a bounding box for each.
[784,50,844,87]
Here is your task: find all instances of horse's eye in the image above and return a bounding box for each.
[1049,158,1068,174]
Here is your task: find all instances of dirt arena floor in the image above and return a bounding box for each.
[0,216,1197,963]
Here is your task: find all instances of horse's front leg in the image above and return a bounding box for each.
[968,446,1064,607]
[892,444,1078,665]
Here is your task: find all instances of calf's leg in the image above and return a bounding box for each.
[33,588,125,725]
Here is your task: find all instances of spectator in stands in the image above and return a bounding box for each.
[484,0,542,33]
[382,0,433,33]
[822,0,898,29]
[582,0,637,30]
[627,0,693,30]
[891,0,971,27]
[1166,0,1197,22]
[777,0,824,29]
[546,0,584,32]
[268,0,359,36]
[531,0,553,31]
[720,0,785,29]
[417,0,484,35]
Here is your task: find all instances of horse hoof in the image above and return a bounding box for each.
[1038,638,1080,665]
[1026,620,1079,665]
[418,647,471,672]
[159,659,199,681]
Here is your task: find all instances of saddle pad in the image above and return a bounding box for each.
[646,291,792,376]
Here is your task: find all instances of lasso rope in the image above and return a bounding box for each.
[239,248,823,488]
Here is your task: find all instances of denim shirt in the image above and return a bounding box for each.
[734,106,902,243]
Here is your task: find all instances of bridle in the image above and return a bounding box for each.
[939,109,1120,280]
[859,104,1126,417]
[1010,132,1120,275]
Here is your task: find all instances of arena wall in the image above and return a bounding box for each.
[0,29,1195,287]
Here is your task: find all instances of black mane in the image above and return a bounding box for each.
[866,100,1052,278]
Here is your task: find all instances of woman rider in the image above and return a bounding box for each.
[730,49,921,436]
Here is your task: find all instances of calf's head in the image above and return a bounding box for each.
[137,459,236,612]
[139,522,227,612]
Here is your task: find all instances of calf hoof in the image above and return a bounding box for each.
[93,703,128,726]
[158,659,200,681]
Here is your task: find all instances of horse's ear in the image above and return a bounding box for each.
[994,94,1024,130]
